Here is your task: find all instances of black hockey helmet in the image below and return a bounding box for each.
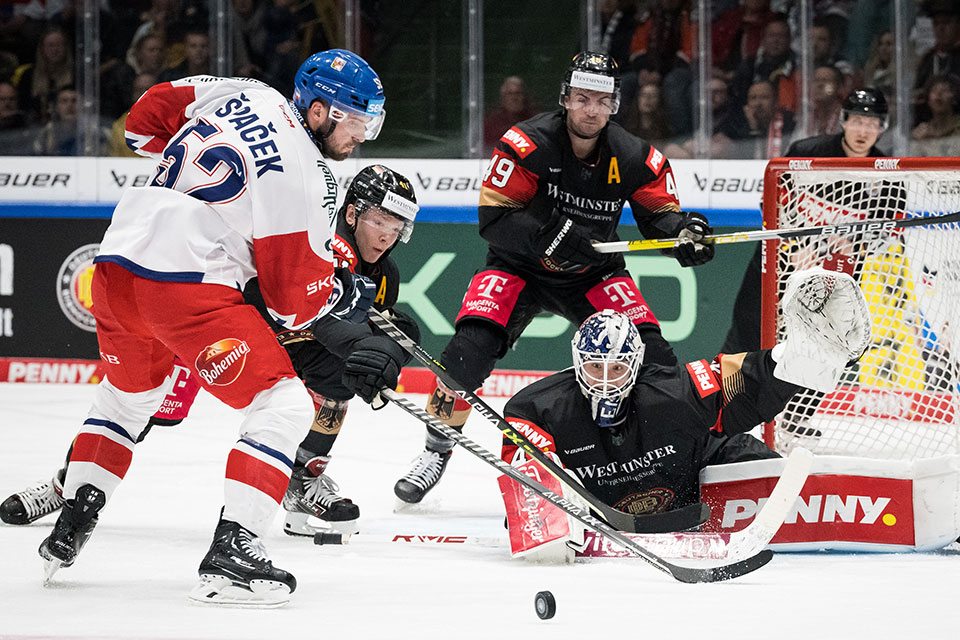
[841,88,889,128]
[559,51,621,115]
[340,164,419,243]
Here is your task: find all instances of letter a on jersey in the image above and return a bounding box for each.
[608,156,620,184]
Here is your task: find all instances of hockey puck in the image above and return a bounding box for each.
[313,532,344,545]
[534,591,556,620]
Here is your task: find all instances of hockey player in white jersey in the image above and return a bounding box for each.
[37,50,398,607]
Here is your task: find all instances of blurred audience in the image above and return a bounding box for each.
[912,74,960,157]
[712,0,776,80]
[32,83,78,155]
[811,65,844,136]
[109,72,158,157]
[13,26,72,124]
[861,30,894,98]
[483,76,537,153]
[101,31,165,119]
[157,27,210,82]
[713,79,794,159]
[621,81,671,146]
[730,17,797,114]
[914,1,960,94]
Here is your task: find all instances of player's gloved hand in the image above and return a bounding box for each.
[375,308,419,366]
[342,336,405,409]
[536,215,605,270]
[330,267,376,323]
[671,211,714,267]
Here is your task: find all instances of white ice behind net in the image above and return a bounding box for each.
[769,168,960,458]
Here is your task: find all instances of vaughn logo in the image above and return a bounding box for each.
[195,338,250,386]
[56,244,100,332]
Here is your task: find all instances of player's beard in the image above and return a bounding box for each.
[567,118,604,140]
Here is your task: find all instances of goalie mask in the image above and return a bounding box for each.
[572,310,645,428]
[340,164,419,244]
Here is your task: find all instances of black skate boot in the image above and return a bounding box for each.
[190,515,296,607]
[394,448,453,504]
[38,483,106,583]
[282,456,359,536]
[2,468,66,525]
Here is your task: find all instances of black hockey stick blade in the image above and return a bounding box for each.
[666,550,775,584]
[592,208,960,253]
[382,389,771,583]
[370,308,710,534]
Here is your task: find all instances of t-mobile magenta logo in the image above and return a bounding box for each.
[477,274,508,299]
[603,281,636,306]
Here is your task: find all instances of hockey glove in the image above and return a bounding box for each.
[330,267,376,324]
[376,308,420,366]
[536,215,605,270]
[342,336,405,408]
[671,211,714,267]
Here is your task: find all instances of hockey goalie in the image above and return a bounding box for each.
[500,268,886,561]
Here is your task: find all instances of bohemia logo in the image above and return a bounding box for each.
[56,244,99,332]
[195,338,250,386]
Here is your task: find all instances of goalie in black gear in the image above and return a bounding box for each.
[500,270,871,562]
[394,50,715,505]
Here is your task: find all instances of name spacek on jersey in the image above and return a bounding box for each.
[96,76,340,331]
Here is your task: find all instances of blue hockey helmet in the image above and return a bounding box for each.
[571,310,645,428]
[293,49,386,140]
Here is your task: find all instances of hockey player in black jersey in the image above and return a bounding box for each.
[499,269,871,561]
[394,51,715,504]
[722,88,892,354]
[2,165,418,542]
[248,164,419,536]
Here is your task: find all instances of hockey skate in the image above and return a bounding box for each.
[394,449,452,504]
[190,515,296,608]
[38,483,106,584]
[282,456,359,536]
[1,469,66,525]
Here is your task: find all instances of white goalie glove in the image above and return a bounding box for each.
[772,268,871,393]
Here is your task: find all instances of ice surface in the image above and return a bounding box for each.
[1,383,958,639]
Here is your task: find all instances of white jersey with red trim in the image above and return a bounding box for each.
[97,76,340,330]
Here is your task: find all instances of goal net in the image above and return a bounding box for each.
[761,158,960,459]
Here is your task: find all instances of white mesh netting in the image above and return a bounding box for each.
[764,162,960,459]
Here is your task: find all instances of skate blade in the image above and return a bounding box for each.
[283,512,359,537]
[188,575,291,608]
[42,556,63,586]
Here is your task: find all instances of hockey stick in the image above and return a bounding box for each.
[591,209,960,254]
[369,308,710,534]
[382,389,779,582]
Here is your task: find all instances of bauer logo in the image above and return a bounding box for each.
[195,338,250,386]
[56,244,99,332]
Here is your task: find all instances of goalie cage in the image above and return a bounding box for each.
[761,157,960,460]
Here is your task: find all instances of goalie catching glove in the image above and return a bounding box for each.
[341,336,405,408]
[667,211,714,267]
[772,268,871,393]
[536,214,605,271]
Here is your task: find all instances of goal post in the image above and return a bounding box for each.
[761,157,960,459]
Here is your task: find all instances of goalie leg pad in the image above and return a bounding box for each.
[499,455,585,564]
